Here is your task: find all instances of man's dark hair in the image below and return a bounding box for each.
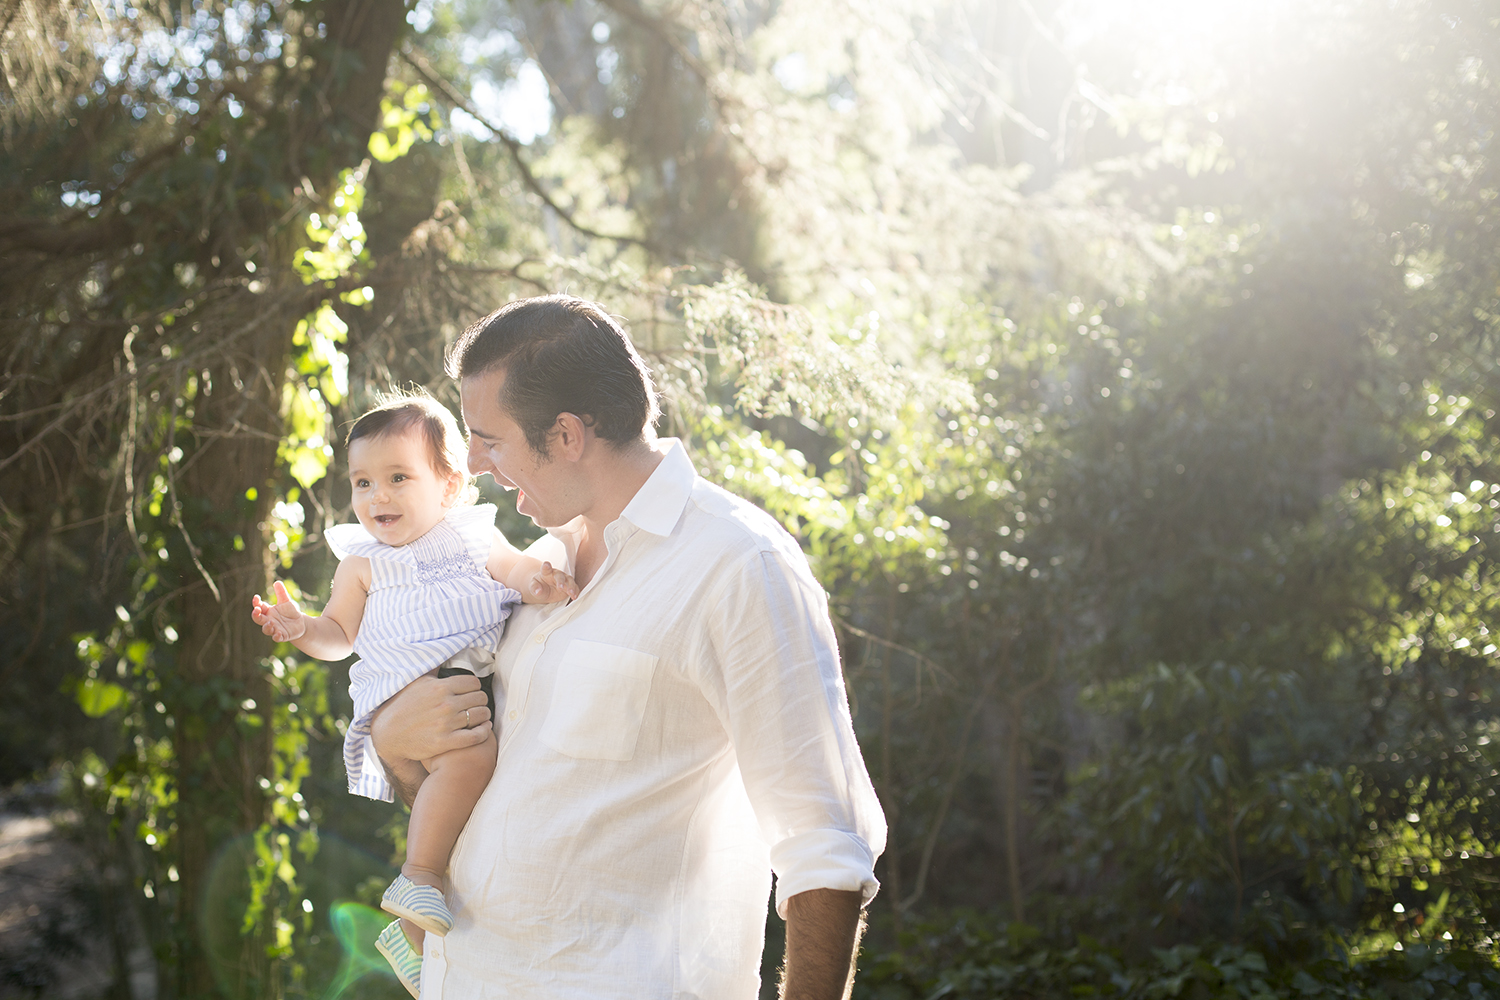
[445,295,660,457]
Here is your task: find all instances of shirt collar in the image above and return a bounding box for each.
[618,438,696,538]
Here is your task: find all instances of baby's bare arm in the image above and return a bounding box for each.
[485,529,579,604]
[250,557,367,659]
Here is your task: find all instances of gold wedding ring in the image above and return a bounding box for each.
[464,708,471,727]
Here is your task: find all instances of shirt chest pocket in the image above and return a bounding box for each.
[539,640,659,761]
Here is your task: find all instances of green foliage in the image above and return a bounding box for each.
[367,83,439,164]
[856,917,1500,1000]
[1,2,421,994]
[679,271,918,423]
[8,0,1500,996]
[295,170,371,285]
[1059,663,1362,944]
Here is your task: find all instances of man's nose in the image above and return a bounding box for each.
[466,439,489,475]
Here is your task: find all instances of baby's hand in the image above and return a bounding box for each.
[251,580,308,642]
[527,561,580,604]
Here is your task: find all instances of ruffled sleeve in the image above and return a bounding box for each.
[324,521,383,561]
[444,503,500,568]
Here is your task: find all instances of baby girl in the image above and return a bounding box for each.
[251,391,576,996]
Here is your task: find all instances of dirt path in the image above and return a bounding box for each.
[0,788,154,999]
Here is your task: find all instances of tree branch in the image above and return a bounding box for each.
[594,0,717,89]
[898,672,994,913]
[446,261,553,293]
[0,215,131,257]
[399,47,655,251]
[592,0,775,176]
[834,613,955,686]
[0,283,326,476]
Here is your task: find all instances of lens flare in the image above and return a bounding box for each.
[322,901,398,1000]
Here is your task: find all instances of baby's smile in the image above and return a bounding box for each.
[374,514,401,527]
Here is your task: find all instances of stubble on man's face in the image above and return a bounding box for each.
[459,369,561,526]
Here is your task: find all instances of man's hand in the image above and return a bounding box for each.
[780,888,865,1000]
[371,670,492,761]
[527,561,581,604]
[251,580,308,642]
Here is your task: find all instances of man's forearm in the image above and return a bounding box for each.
[379,756,428,809]
[780,888,866,1000]
[367,671,490,807]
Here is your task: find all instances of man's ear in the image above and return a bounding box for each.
[552,412,591,462]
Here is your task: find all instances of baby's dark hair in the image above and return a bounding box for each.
[345,389,478,505]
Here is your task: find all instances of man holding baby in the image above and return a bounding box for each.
[371,294,886,1000]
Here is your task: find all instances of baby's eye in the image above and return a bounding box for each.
[354,478,369,488]
[392,473,408,483]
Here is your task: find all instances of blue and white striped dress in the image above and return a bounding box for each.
[326,503,521,802]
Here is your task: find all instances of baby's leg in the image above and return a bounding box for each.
[403,730,498,890]
[401,919,424,957]
[388,731,497,949]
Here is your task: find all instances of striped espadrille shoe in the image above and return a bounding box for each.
[374,919,422,998]
[381,874,454,937]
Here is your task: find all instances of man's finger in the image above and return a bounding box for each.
[436,671,483,695]
[449,724,491,750]
[450,689,489,722]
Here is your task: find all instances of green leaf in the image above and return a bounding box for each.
[76,677,127,717]
[1291,969,1323,995]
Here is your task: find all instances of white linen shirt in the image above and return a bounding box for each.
[419,439,885,1000]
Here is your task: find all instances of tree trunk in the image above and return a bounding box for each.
[172,289,299,998]
[165,5,405,994]
[1004,694,1028,924]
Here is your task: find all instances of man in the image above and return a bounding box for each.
[370,295,886,999]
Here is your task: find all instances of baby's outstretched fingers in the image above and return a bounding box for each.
[252,581,306,641]
[535,561,580,602]
[251,593,274,625]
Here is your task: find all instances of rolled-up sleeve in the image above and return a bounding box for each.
[699,547,887,918]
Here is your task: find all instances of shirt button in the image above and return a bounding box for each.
[508,710,518,720]
[534,633,545,643]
